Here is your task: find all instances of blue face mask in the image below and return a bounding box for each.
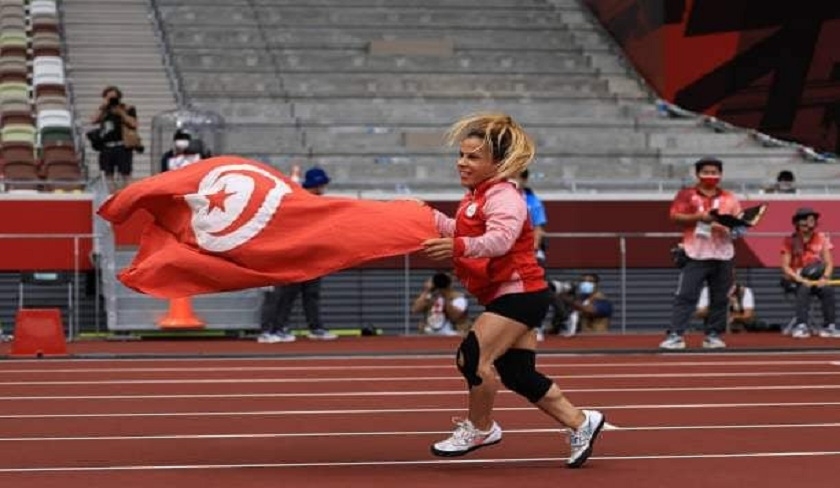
[578,282,595,296]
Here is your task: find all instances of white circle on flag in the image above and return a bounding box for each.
[185,164,291,252]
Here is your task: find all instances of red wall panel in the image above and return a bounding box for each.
[4,197,840,271]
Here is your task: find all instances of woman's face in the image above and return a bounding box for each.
[456,136,497,189]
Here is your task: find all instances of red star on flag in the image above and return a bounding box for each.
[205,187,236,213]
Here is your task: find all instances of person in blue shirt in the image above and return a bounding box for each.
[515,170,554,338]
[515,170,548,264]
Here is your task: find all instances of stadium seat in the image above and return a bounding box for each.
[1,142,36,165]
[0,30,27,57]
[41,143,75,165]
[35,94,68,111]
[1,108,33,125]
[0,13,26,32]
[1,124,36,145]
[2,160,40,190]
[0,56,27,83]
[41,160,82,190]
[0,99,31,116]
[0,81,29,103]
[36,108,71,129]
[32,32,61,57]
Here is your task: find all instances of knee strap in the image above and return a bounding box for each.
[494,348,552,403]
[456,331,482,387]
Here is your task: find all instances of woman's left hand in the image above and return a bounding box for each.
[423,238,454,260]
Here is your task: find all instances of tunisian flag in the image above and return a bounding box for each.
[97,156,438,298]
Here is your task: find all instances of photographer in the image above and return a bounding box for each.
[411,271,470,336]
[696,273,756,333]
[90,86,139,191]
[555,273,613,336]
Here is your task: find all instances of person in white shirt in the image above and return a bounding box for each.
[696,278,755,333]
[160,130,205,172]
[411,272,470,336]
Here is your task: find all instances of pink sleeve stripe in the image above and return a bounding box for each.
[433,209,456,237]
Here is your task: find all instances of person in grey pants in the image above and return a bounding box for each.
[259,279,335,342]
[661,157,742,350]
[256,167,338,343]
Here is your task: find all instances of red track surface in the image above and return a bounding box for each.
[1,335,839,487]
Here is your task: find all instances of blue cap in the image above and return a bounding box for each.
[302,167,330,189]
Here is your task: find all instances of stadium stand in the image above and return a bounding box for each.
[0,0,82,192]
[150,0,837,194]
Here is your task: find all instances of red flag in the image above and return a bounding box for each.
[97,156,438,298]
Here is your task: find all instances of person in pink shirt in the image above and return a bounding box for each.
[780,207,839,338]
[661,157,742,350]
[421,113,605,469]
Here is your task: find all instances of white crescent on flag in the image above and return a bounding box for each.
[183,164,292,253]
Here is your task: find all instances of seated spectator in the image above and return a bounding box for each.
[411,271,470,336]
[780,207,839,338]
[160,130,205,172]
[765,170,797,194]
[696,277,755,333]
[558,273,613,336]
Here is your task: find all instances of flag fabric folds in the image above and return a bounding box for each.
[97,156,439,298]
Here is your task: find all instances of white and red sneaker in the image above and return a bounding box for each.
[567,409,605,468]
[431,418,502,457]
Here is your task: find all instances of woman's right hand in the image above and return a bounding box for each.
[423,238,454,261]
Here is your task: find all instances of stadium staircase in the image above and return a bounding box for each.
[61,0,177,180]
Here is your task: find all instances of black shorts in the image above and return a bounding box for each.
[99,146,133,176]
[484,288,551,329]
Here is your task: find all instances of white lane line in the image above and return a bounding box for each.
[1,370,838,386]
[0,359,836,373]
[2,349,839,365]
[1,401,839,419]
[1,451,840,472]
[5,422,840,443]
[1,383,839,401]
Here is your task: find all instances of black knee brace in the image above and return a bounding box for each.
[494,348,552,403]
[456,331,482,387]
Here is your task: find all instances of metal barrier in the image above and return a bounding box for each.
[536,231,817,334]
[0,233,99,341]
[0,230,819,337]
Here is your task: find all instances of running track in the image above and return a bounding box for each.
[1,340,840,487]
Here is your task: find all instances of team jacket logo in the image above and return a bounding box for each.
[184,164,291,252]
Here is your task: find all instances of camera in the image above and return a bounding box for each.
[108,97,120,108]
[549,279,577,296]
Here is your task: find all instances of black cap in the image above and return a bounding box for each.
[792,207,820,224]
[694,157,723,172]
[776,170,795,182]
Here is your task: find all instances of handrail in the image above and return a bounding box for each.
[50,0,88,179]
[146,0,188,109]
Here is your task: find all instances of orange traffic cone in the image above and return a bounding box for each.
[11,308,68,357]
[157,297,205,329]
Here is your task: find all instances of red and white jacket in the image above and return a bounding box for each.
[434,180,546,304]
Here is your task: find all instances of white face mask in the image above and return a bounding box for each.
[578,282,595,296]
[174,140,189,150]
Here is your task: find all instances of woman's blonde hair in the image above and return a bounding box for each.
[445,113,535,181]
